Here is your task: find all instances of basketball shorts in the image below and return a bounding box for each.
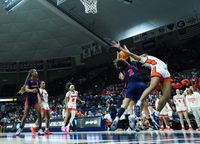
[125,81,146,101]
[24,94,38,107]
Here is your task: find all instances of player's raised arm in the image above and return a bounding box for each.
[111,41,141,61]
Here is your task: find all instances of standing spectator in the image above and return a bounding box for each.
[173,89,192,130]
[185,88,200,131]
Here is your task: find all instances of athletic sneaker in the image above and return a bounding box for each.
[65,126,69,133]
[128,115,135,130]
[189,127,193,131]
[135,126,140,132]
[44,130,52,135]
[38,129,44,135]
[164,127,173,131]
[110,120,118,131]
[31,127,37,135]
[61,126,65,132]
[16,128,22,136]
[181,128,185,131]
[150,113,159,130]
[134,105,140,117]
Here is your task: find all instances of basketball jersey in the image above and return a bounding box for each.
[65,90,78,105]
[122,61,142,82]
[140,55,167,69]
[39,88,48,103]
[173,94,186,108]
[25,78,40,97]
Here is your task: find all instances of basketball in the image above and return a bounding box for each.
[119,51,129,60]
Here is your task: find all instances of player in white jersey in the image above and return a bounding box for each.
[185,88,200,131]
[111,40,172,129]
[155,96,172,130]
[31,81,52,135]
[61,83,85,132]
[173,89,192,130]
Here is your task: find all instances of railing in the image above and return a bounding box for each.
[0,57,74,73]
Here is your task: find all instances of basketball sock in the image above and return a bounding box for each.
[136,100,142,106]
[114,117,119,122]
[117,107,125,118]
[154,110,160,117]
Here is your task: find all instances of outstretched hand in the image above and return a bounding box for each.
[111,40,121,48]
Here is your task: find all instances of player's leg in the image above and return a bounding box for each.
[128,100,136,130]
[150,80,171,129]
[61,109,70,132]
[67,110,76,132]
[163,116,171,130]
[111,98,131,131]
[182,111,192,129]
[159,117,164,130]
[157,81,171,112]
[16,105,30,135]
[44,110,52,134]
[32,108,44,134]
[34,103,43,135]
[136,77,160,108]
[178,112,185,130]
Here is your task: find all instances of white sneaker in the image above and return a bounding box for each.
[16,128,22,136]
[65,126,69,132]
[126,127,132,131]
[38,129,44,135]
[61,126,65,132]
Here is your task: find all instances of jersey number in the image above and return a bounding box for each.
[72,98,76,102]
[128,69,134,76]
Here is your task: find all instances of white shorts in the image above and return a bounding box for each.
[67,103,76,111]
[176,106,187,113]
[41,102,50,111]
[151,66,172,82]
[160,109,169,117]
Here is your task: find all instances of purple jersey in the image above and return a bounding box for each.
[122,61,142,82]
[25,78,40,96]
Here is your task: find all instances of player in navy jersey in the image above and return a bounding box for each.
[111,46,146,131]
[16,69,43,136]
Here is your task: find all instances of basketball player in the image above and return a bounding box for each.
[110,52,146,131]
[155,95,172,130]
[61,83,85,132]
[111,41,172,129]
[16,69,43,135]
[31,81,52,135]
[173,89,192,130]
[185,88,200,131]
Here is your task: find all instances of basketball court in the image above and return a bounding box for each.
[1,0,200,144]
[0,130,200,144]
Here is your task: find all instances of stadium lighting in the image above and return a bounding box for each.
[0,98,17,102]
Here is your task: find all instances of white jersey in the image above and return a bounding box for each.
[185,93,200,111]
[155,98,171,116]
[39,88,50,110]
[66,90,78,110]
[39,88,48,103]
[139,55,171,78]
[173,94,187,112]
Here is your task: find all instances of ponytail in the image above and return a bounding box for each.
[18,69,33,94]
